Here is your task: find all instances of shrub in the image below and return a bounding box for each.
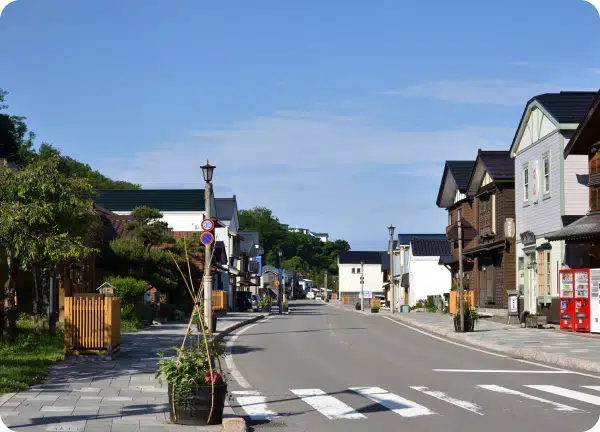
[355,301,361,310]
[371,306,380,313]
[106,276,147,306]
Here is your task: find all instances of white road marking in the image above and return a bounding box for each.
[410,386,483,415]
[291,389,366,420]
[584,414,600,432]
[433,369,570,374]
[381,316,600,380]
[225,316,272,389]
[526,385,600,406]
[350,386,435,418]
[235,394,279,421]
[232,390,261,396]
[478,385,583,412]
[584,386,600,393]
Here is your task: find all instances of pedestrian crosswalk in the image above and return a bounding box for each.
[232,383,600,422]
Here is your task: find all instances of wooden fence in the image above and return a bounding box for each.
[64,295,120,355]
[371,298,381,308]
[449,290,475,315]
[212,291,227,311]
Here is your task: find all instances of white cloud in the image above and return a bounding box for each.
[378,79,592,106]
[99,111,512,245]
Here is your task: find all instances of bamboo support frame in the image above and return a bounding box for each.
[168,235,221,424]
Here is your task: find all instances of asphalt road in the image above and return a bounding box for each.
[225,300,600,432]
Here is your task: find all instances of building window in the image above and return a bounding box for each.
[356,268,361,274]
[523,164,529,202]
[537,250,552,296]
[352,268,355,274]
[543,153,550,195]
[448,211,453,226]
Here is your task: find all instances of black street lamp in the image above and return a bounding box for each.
[201,160,216,183]
[278,250,283,314]
[388,224,396,312]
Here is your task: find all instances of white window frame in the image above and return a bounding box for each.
[523,163,530,203]
[542,152,550,195]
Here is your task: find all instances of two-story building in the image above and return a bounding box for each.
[406,238,452,307]
[215,197,242,310]
[436,161,478,290]
[338,251,384,306]
[510,92,595,320]
[546,90,600,270]
[463,150,516,315]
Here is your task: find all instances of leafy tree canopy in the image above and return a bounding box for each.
[239,206,350,284]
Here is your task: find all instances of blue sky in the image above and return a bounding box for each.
[1,0,600,250]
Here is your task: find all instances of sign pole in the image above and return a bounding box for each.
[360,261,364,312]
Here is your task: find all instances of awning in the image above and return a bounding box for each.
[382,282,390,288]
[462,240,506,257]
[545,212,600,241]
[239,280,260,287]
[446,219,477,242]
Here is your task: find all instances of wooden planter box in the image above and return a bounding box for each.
[526,315,547,328]
[64,295,121,356]
[212,291,228,311]
[449,291,476,315]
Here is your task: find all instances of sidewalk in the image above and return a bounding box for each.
[0,312,262,432]
[329,299,600,373]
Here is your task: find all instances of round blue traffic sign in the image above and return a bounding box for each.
[201,231,215,246]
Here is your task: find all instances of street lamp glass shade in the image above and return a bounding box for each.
[278,250,282,257]
[201,160,216,182]
[388,224,396,237]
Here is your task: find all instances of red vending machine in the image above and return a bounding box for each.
[574,269,591,332]
[559,269,575,331]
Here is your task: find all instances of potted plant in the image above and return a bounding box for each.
[259,296,272,313]
[158,238,228,426]
[371,305,380,313]
[526,312,547,328]
[282,300,289,313]
[453,305,478,332]
[355,301,361,310]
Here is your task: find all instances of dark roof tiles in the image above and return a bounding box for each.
[410,238,451,257]
[338,251,384,265]
[96,189,205,212]
[398,233,447,246]
[215,198,237,221]
[479,150,514,181]
[447,161,476,191]
[534,92,597,124]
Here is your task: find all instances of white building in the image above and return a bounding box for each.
[509,92,594,318]
[286,226,329,242]
[405,238,452,307]
[338,251,384,305]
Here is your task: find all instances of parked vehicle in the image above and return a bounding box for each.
[374,294,386,307]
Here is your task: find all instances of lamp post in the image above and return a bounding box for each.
[201,160,215,332]
[388,224,396,313]
[360,260,365,312]
[278,250,283,314]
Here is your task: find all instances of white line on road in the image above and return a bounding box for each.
[410,386,483,415]
[433,369,570,374]
[291,389,366,420]
[232,390,261,396]
[478,385,583,412]
[235,394,279,421]
[526,385,600,406]
[381,316,600,380]
[583,386,600,393]
[225,316,272,389]
[350,386,435,418]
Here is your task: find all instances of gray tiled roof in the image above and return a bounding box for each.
[479,150,514,182]
[534,92,597,124]
[96,189,205,212]
[546,212,600,241]
[410,238,451,257]
[436,160,476,207]
[397,233,446,246]
[215,197,237,221]
[338,251,384,265]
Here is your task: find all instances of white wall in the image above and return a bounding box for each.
[564,154,589,216]
[113,211,206,232]
[338,263,383,294]
[407,252,451,307]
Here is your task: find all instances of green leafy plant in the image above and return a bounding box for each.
[371,305,380,313]
[355,301,361,310]
[156,341,227,409]
[107,277,147,306]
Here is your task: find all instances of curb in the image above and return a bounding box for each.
[388,314,600,374]
[213,315,266,343]
[222,399,247,432]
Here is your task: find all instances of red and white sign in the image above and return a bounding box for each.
[532,160,539,203]
[201,218,214,231]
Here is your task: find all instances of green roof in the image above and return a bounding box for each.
[95,189,205,212]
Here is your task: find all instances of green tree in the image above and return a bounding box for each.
[238,207,287,265]
[0,89,36,166]
[283,256,309,274]
[0,157,98,337]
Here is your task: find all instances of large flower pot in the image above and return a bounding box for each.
[168,383,227,426]
[454,314,476,332]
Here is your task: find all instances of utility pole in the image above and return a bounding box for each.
[388,224,395,313]
[458,207,465,332]
[360,261,364,312]
[202,161,215,332]
[278,250,283,314]
[325,270,328,301]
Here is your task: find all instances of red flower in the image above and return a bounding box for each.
[204,371,223,384]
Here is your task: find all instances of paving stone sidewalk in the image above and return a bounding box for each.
[329,299,600,373]
[0,312,260,432]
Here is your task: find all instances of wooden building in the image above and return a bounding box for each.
[436,161,477,291]
[463,150,516,314]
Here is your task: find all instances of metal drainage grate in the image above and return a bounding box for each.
[253,421,289,428]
